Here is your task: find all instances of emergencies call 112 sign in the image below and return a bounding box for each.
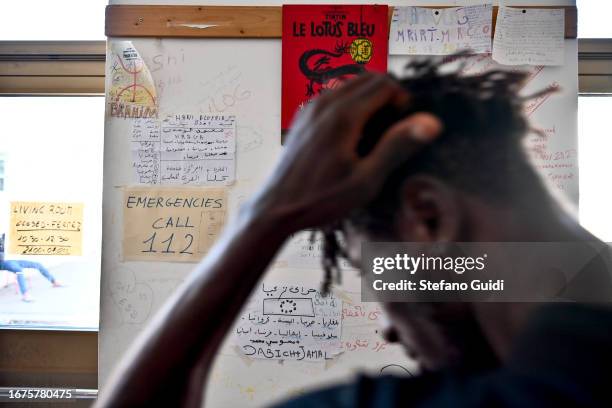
[281,5,389,132]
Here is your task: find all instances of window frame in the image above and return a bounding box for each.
[0,154,6,192]
[0,41,105,95]
[1,39,611,96]
[579,39,612,94]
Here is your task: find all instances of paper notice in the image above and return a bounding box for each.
[277,231,355,271]
[108,41,158,119]
[122,187,227,262]
[131,114,236,185]
[389,4,492,55]
[492,7,565,66]
[9,202,83,256]
[234,283,342,362]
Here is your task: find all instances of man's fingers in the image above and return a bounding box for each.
[294,74,409,150]
[360,112,443,182]
[352,75,408,116]
[330,72,377,97]
[336,75,409,140]
[312,72,377,111]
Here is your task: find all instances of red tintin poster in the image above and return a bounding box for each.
[282,4,389,132]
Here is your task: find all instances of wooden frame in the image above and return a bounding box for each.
[105,5,577,39]
[579,39,612,93]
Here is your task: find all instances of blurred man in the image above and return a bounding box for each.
[97,62,612,408]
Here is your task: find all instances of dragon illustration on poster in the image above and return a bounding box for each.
[299,39,373,97]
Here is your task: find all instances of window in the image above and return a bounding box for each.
[579,96,612,241]
[0,97,104,329]
[0,72,104,330]
[577,0,612,39]
[0,7,105,333]
[577,2,612,241]
[0,2,103,395]
[0,1,106,41]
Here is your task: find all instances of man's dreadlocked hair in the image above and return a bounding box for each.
[318,57,557,294]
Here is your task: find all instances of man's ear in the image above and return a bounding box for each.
[394,175,462,242]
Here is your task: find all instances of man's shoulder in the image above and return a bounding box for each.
[272,304,612,408]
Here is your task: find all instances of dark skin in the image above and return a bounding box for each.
[343,174,598,371]
[95,73,598,407]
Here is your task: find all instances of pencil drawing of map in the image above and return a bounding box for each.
[108,41,158,119]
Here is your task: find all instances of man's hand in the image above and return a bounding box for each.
[247,73,442,234]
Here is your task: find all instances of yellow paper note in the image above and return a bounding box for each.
[123,187,227,262]
[9,202,83,256]
[108,41,158,119]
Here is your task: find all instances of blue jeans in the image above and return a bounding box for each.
[1,260,55,295]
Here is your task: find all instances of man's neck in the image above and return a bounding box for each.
[473,197,602,363]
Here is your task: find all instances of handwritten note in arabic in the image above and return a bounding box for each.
[122,187,227,262]
[9,202,83,256]
[389,4,492,55]
[234,283,342,362]
[492,7,565,66]
[131,114,236,185]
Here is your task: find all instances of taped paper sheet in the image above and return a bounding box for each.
[122,187,227,262]
[9,202,83,256]
[131,114,236,185]
[492,7,565,66]
[389,4,493,55]
[108,41,158,119]
[277,231,355,271]
[446,47,578,200]
[234,283,342,362]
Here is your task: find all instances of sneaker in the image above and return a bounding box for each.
[22,293,34,302]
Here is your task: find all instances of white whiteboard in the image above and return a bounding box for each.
[101,2,578,407]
